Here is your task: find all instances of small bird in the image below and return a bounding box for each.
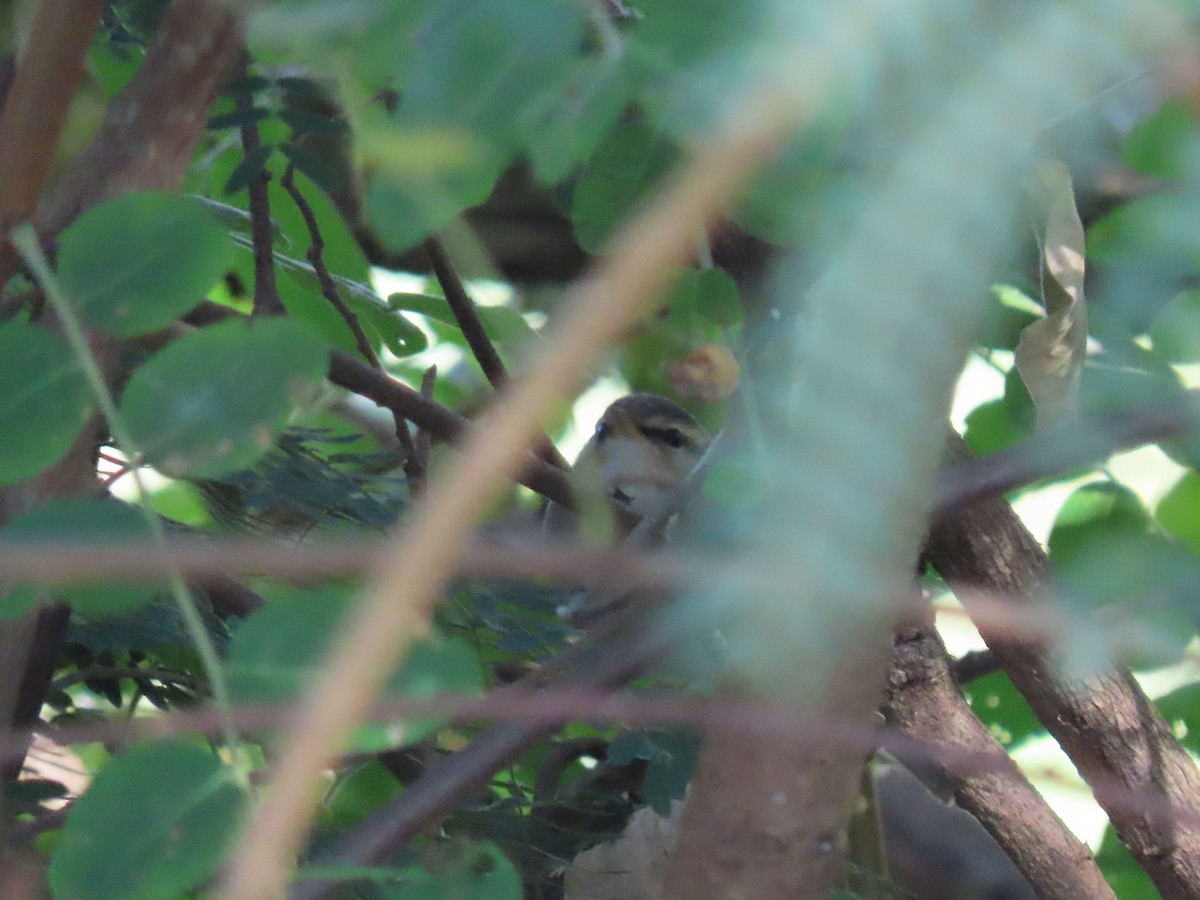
[544,393,709,625]
[545,393,710,542]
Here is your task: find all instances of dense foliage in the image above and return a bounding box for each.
[3,1,1200,898]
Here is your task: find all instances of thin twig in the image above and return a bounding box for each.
[236,60,283,317]
[424,236,507,388]
[408,364,437,490]
[0,533,684,589]
[280,163,381,368]
[424,236,570,471]
[326,349,575,507]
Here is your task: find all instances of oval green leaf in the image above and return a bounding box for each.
[58,192,237,337]
[0,498,160,619]
[48,740,245,900]
[120,317,328,478]
[0,322,92,485]
[571,120,678,254]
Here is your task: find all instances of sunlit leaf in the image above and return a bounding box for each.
[962,671,1043,748]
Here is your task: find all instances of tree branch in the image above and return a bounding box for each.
[925,430,1200,896]
[425,236,569,470]
[35,0,242,235]
[280,163,380,368]
[424,236,508,388]
[0,0,104,278]
[886,610,1114,899]
[236,59,284,317]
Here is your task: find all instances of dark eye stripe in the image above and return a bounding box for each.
[594,421,612,442]
[639,425,689,449]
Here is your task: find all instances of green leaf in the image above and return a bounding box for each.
[351,296,430,357]
[1158,472,1200,557]
[962,670,1043,748]
[208,106,270,130]
[1149,289,1200,362]
[48,740,245,900]
[571,120,679,254]
[1122,100,1200,180]
[1156,681,1200,756]
[120,317,327,478]
[666,268,741,334]
[961,398,1028,457]
[0,498,161,619]
[226,588,483,750]
[527,58,632,184]
[1095,825,1159,899]
[223,143,275,195]
[0,322,92,486]
[387,293,536,344]
[365,155,506,252]
[58,192,237,337]
[325,759,403,829]
[401,0,587,152]
[1048,482,1152,570]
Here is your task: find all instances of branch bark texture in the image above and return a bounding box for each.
[926,432,1200,897]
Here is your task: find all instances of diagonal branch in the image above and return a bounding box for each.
[185,302,576,507]
[886,609,1114,899]
[424,236,508,388]
[0,0,104,277]
[424,236,569,470]
[926,430,1200,896]
[281,163,380,368]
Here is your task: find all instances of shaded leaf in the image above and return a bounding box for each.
[0,499,160,619]
[571,120,679,253]
[382,842,522,900]
[223,143,274,196]
[226,588,483,750]
[58,192,236,337]
[48,740,245,900]
[0,322,92,486]
[120,317,328,478]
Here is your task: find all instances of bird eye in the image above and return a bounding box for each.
[594,421,611,442]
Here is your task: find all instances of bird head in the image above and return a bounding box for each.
[571,393,709,537]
